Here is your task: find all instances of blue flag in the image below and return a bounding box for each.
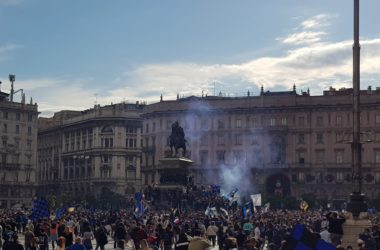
[31,198,50,221]
[56,206,68,219]
[134,192,144,217]
[283,224,336,250]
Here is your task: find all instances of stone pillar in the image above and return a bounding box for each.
[341,213,371,249]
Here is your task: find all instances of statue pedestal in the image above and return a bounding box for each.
[341,212,371,250]
[158,157,193,186]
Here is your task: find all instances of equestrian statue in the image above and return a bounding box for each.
[167,121,187,157]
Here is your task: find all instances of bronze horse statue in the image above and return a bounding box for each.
[167,121,187,157]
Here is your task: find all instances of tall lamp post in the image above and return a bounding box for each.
[347,0,367,218]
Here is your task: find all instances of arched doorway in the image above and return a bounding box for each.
[266,173,291,196]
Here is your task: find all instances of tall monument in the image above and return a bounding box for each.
[158,121,193,188]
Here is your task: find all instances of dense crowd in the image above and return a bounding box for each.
[1,188,380,250]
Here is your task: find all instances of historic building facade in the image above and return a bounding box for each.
[141,87,380,200]
[37,103,144,197]
[0,82,38,209]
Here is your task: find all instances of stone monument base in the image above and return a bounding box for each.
[341,212,371,250]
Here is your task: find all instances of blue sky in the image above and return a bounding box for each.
[1,0,380,116]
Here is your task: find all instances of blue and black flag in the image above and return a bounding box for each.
[283,224,335,250]
[30,197,50,221]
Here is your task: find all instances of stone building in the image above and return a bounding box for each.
[37,102,144,198]
[141,87,380,201]
[0,81,38,209]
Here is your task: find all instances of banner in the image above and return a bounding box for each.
[250,194,262,206]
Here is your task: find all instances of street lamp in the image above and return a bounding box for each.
[347,0,367,218]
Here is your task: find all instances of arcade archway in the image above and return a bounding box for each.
[266,173,291,196]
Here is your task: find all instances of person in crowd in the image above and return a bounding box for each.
[66,237,86,250]
[3,234,24,250]
[174,232,190,250]
[56,237,66,250]
[113,223,126,249]
[320,226,331,243]
[188,229,211,250]
[326,211,346,246]
[115,240,125,250]
[50,222,58,250]
[95,227,107,250]
[62,226,74,248]
[206,221,218,247]
[140,239,152,250]
[24,227,35,250]
[82,227,94,250]
[38,228,49,250]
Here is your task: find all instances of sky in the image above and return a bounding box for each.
[1,0,380,117]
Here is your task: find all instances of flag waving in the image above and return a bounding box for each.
[300,201,309,212]
[31,197,50,221]
[134,192,144,217]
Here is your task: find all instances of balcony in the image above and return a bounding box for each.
[289,163,312,169]
[0,163,22,170]
[265,125,288,132]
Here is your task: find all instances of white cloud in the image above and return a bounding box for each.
[107,38,380,103]
[278,13,334,46]
[301,14,332,30]
[20,13,380,116]
[281,31,327,45]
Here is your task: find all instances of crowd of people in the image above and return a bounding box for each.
[1,188,380,250]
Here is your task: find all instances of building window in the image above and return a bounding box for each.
[166,120,172,130]
[316,150,325,164]
[216,150,225,164]
[3,123,7,133]
[251,135,259,145]
[337,172,344,182]
[336,115,342,126]
[316,133,323,144]
[281,117,287,126]
[201,119,208,130]
[217,135,225,145]
[270,118,276,126]
[200,135,208,146]
[16,113,20,121]
[298,117,305,126]
[235,134,242,145]
[252,118,259,128]
[28,114,33,122]
[298,151,305,164]
[335,132,343,143]
[298,172,305,183]
[376,173,380,182]
[3,111,8,119]
[298,134,305,144]
[15,125,20,134]
[199,151,208,166]
[152,122,156,132]
[233,151,243,164]
[376,114,380,124]
[236,119,242,128]
[316,116,323,126]
[218,120,224,129]
[336,151,344,164]
[28,126,32,136]
[145,123,149,133]
[375,151,380,164]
